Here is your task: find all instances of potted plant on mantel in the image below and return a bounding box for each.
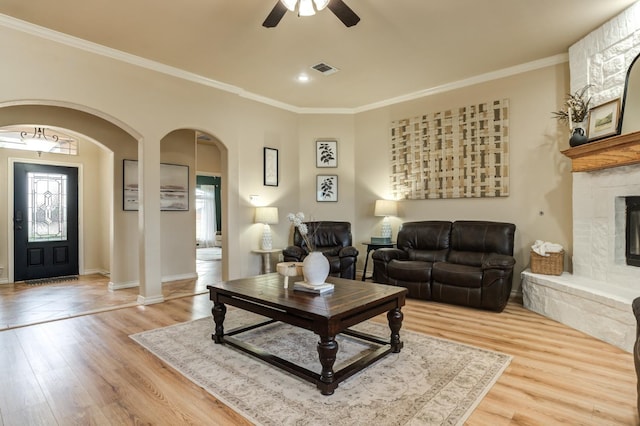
[552,84,592,147]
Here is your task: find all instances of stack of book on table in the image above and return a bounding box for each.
[293,281,334,294]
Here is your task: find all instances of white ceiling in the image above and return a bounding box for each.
[0,0,637,111]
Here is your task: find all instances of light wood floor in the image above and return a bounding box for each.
[0,273,637,425]
[0,258,220,330]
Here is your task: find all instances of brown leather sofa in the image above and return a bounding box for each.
[283,221,359,280]
[372,220,516,312]
[633,297,640,418]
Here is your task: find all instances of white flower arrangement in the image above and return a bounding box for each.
[287,212,315,251]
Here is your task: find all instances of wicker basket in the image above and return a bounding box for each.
[530,250,564,275]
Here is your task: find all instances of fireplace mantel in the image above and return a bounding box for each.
[561,130,640,172]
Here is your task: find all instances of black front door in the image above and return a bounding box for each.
[13,162,79,281]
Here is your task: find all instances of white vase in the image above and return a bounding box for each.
[302,251,330,285]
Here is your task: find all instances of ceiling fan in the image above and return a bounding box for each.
[263,0,360,28]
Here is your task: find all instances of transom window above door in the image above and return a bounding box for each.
[0,125,78,155]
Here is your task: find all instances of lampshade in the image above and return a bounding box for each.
[255,207,279,224]
[374,200,397,217]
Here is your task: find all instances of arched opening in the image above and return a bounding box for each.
[0,102,230,326]
[0,103,139,286]
[158,129,228,290]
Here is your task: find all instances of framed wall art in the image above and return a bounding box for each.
[316,174,338,202]
[263,147,279,186]
[316,139,337,168]
[588,98,621,141]
[123,159,189,211]
[389,99,510,199]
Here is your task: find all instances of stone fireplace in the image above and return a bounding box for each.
[626,196,640,266]
[522,133,640,352]
[522,3,640,354]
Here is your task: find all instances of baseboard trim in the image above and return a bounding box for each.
[161,272,198,283]
[137,294,165,305]
[83,268,110,276]
[108,280,139,290]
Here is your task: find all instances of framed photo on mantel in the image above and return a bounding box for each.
[588,98,621,142]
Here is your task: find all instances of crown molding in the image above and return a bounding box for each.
[1,14,569,115]
[351,53,569,114]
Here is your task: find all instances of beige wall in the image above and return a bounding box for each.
[0,25,302,292]
[0,23,574,296]
[297,115,357,223]
[160,130,197,280]
[196,142,222,174]
[354,64,574,291]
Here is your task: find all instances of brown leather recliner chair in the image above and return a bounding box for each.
[372,220,516,312]
[633,297,640,418]
[283,221,359,280]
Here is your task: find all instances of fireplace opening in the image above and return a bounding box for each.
[626,196,640,267]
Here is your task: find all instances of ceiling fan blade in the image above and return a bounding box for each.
[263,1,288,28]
[327,0,360,27]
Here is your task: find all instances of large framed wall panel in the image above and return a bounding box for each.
[390,99,509,199]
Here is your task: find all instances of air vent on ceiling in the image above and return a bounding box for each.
[311,62,339,75]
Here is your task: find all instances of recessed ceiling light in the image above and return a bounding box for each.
[297,73,310,83]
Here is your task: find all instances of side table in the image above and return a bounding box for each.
[361,241,395,281]
[252,248,283,274]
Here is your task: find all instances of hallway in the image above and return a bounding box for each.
[0,258,221,330]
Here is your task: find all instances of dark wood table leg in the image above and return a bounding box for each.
[212,301,226,343]
[317,335,339,395]
[387,307,404,353]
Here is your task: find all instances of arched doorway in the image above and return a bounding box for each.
[0,103,138,286]
[159,129,227,287]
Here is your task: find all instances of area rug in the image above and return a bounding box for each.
[196,247,222,261]
[130,309,511,425]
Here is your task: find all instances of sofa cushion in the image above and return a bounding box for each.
[397,221,451,262]
[406,248,449,262]
[451,221,515,256]
[388,260,433,283]
[432,262,483,288]
[447,250,491,268]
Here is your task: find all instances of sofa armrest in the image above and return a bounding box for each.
[372,248,408,262]
[338,246,359,258]
[482,253,515,270]
[283,245,306,261]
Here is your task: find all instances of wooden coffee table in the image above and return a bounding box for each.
[207,273,407,395]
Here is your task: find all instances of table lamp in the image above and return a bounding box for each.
[374,199,397,240]
[255,206,279,250]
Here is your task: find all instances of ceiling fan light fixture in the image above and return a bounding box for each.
[298,0,316,16]
[313,0,330,11]
[280,0,298,12]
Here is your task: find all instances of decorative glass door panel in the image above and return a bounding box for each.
[28,172,68,242]
[14,163,78,281]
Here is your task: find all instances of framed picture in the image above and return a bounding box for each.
[316,140,337,168]
[316,174,338,202]
[263,147,278,186]
[123,160,189,211]
[588,99,621,141]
